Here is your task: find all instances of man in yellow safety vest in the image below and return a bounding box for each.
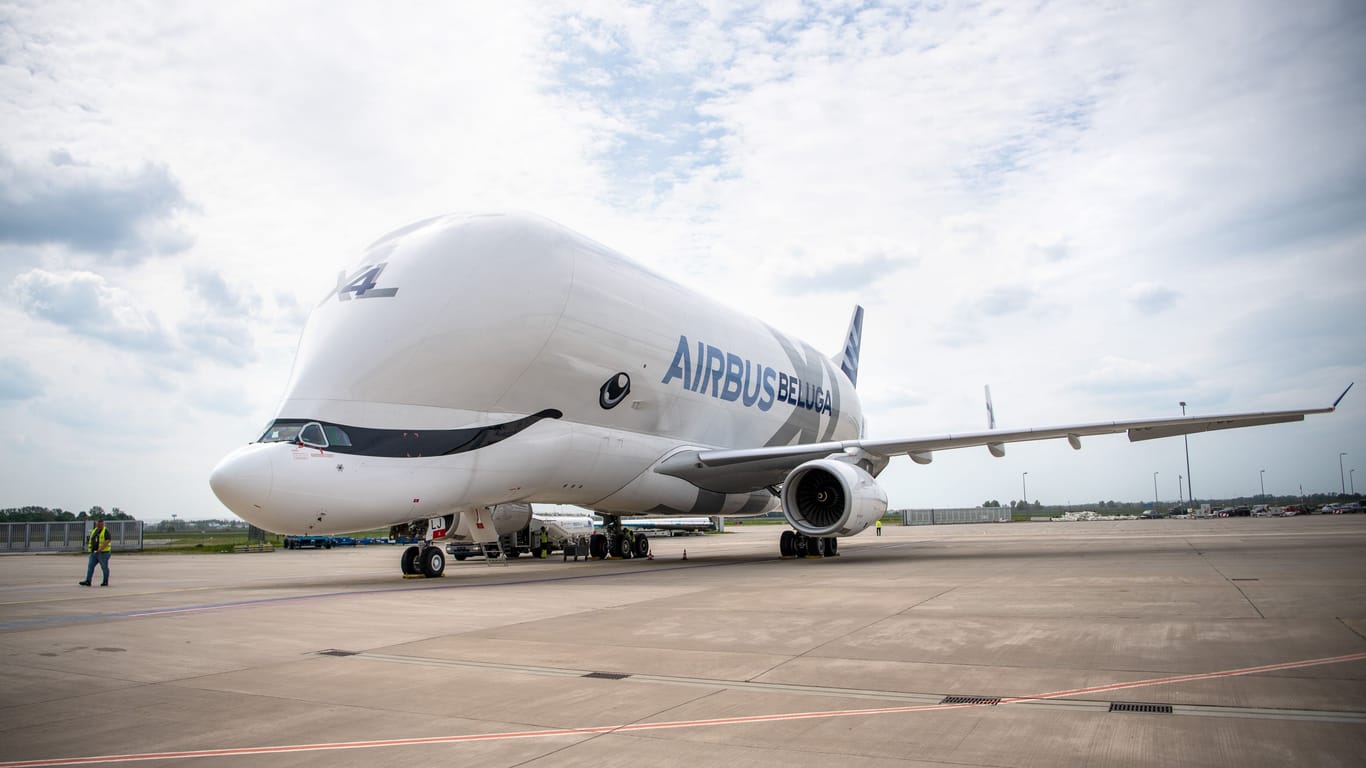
[79,519,112,587]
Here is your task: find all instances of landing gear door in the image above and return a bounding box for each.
[454,508,501,546]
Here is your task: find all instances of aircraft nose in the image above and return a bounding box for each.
[209,445,274,519]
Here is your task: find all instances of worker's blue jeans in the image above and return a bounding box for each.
[85,552,110,585]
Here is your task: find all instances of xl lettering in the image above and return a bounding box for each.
[335,263,399,301]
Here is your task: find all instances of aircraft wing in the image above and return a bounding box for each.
[655,385,1352,494]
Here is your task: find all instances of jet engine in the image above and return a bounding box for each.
[780,459,888,537]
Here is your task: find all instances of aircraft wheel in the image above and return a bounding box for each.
[420,546,445,578]
[793,534,809,557]
[400,545,420,575]
[633,535,650,559]
[589,533,608,560]
[779,530,795,557]
[825,537,838,556]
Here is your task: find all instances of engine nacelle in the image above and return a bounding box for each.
[780,459,888,537]
[489,502,533,536]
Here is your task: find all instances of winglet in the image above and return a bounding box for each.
[836,305,864,388]
[985,385,1005,457]
[1332,382,1354,410]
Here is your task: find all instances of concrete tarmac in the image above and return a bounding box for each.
[1,516,1364,767]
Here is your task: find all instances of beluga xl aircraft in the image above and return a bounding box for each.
[209,211,1351,578]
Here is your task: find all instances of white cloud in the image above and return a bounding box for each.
[0,356,42,400]
[10,268,171,351]
[0,150,194,258]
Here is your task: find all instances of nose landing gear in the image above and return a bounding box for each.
[395,517,449,578]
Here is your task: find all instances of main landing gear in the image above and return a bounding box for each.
[588,515,650,560]
[779,530,838,558]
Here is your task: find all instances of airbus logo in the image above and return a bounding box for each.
[660,335,833,415]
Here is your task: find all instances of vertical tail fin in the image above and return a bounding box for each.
[836,305,864,388]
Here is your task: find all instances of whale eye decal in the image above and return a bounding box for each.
[599,372,631,409]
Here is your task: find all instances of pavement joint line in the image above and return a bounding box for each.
[0,560,747,631]
[4,649,1365,767]
[346,650,1366,723]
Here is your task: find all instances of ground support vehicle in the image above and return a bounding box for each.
[282,535,333,549]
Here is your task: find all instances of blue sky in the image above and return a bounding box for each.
[2,0,1364,520]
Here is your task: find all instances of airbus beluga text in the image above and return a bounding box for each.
[209,212,1350,578]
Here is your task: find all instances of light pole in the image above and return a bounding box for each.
[1341,453,1348,495]
[1260,469,1265,499]
[1022,472,1028,508]
[1153,471,1159,511]
[1180,401,1193,506]
[1178,475,1184,505]
[1352,469,1357,495]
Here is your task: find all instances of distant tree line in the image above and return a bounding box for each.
[981,491,1362,516]
[0,505,137,522]
[151,518,247,532]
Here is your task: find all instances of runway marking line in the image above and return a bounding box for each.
[3,650,1364,767]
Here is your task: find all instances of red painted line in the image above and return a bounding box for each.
[4,650,1364,767]
[1001,650,1366,704]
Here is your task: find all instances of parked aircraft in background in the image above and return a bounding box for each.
[209,211,1350,578]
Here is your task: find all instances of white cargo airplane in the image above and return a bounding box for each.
[209,211,1351,578]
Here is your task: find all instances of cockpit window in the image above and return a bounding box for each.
[256,420,352,449]
[322,425,352,447]
[259,424,303,443]
[299,422,327,447]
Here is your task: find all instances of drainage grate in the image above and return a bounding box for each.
[582,671,631,680]
[940,695,1001,706]
[318,649,359,657]
[1109,702,1173,714]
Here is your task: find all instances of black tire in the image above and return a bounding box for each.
[420,546,445,578]
[825,537,838,556]
[633,535,650,559]
[779,530,796,557]
[589,533,608,560]
[400,545,420,575]
[793,534,809,557]
[453,554,467,561]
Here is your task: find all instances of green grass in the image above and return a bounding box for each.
[140,530,254,553]
[135,528,396,554]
